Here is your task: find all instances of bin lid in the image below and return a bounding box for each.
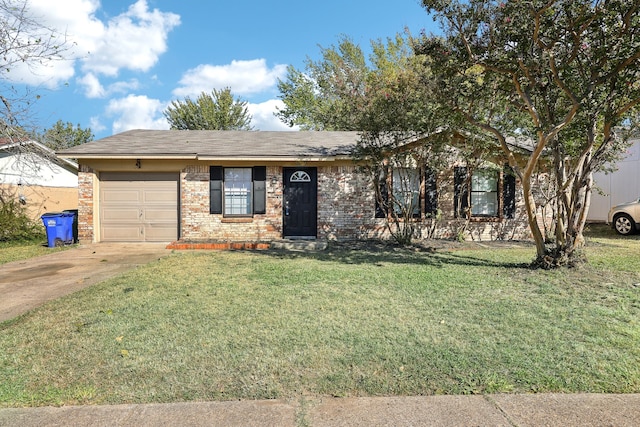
[41,212,63,217]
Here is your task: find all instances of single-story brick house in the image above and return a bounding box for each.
[57,129,531,245]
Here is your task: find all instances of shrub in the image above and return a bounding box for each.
[0,199,45,242]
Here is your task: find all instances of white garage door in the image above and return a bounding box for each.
[100,172,179,242]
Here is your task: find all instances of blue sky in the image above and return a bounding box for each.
[9,0,438,140]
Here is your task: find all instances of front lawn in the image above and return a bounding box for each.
[1,227,639,406]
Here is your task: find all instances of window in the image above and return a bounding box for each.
[392,168,420,217]
[454,165,516,219]
[375,167,438,218]
[224,168,252,215]
[210,166,266,216]
[471,169,498,216]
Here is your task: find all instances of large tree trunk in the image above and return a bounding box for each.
[540,145,595,267]
[520,173,547,260]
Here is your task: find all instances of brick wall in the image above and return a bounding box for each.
[180,164,282,242]
[317,164,383,240]
[77,165,95,243]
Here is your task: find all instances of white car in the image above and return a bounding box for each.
[608,197,640,235]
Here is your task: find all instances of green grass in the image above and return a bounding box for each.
[1,227,639,407]
[0,239,71,264]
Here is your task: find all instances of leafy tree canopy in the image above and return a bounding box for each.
[276,34,442,134]
[41,120,93,151]
[163,88,253,130]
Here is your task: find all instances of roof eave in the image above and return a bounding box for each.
[59,154,355,162]
[196,155,354,162]
[59,154,199,160]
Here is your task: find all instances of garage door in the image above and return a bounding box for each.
[100,172,179,242]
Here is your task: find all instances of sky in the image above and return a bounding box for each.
[6,0,439,140]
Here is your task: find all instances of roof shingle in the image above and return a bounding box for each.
[58,129,361,160]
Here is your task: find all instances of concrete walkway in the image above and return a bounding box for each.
[1,393,639,426]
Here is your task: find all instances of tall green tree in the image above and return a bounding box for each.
[418,0,640,267]
[163,88,253,130]
[42,120,93,151]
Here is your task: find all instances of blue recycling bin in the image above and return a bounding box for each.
[41,212,75,247]
[63,209,79,243]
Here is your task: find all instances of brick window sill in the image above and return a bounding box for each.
[221,217,253,223]
[468,217,503,222]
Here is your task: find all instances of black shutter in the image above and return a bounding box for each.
[503,165,516,219]
[454,166,469,218]
[424,167,438,216]
[253,166,266,214]
[210,166,223,214]
[375,177,388,218]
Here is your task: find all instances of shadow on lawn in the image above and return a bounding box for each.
[258,225,636,269]
[262,240,534,270]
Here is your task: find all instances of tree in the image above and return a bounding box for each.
[41,120,93,151]
[418,0,640,267]
[0,0,68,139]
[277,37,370,131]
[163,88,253,130]
[277,35,453,244]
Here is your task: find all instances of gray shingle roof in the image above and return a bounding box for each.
[57,129,361,160]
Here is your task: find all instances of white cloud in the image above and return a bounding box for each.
[108,79,141,95]
[173,59,287,98]
[105,94,169,134]
[248,100,297,131]
[81,0,180,76]
[3,0,180,89]
[89,116,107,134]
[77,73,105,98]
[77,73,140,98]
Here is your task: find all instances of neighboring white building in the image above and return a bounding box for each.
[0,140,78,220]
[588,138,640,222]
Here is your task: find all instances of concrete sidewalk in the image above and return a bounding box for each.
[1,393,639,426]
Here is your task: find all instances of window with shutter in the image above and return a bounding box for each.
[210,166,267,216]
[374,166,437,219]
[455,167,509,219]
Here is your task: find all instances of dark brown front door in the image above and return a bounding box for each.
[283,167,317,238]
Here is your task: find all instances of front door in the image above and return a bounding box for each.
[283,167,317,238]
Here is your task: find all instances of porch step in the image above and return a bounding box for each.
[270,239,328,252]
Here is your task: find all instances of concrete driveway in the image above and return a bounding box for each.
[0,243,172,322]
